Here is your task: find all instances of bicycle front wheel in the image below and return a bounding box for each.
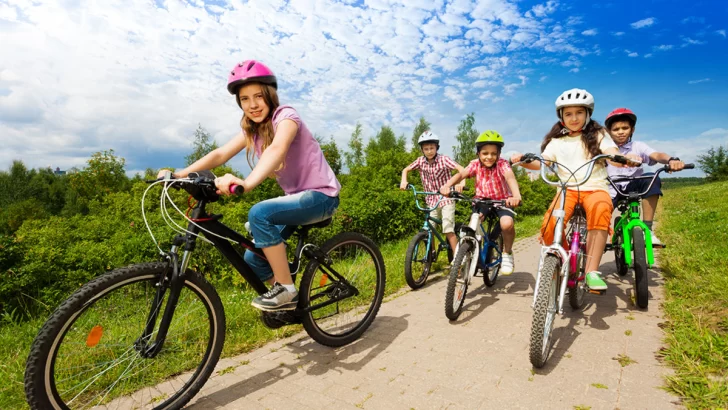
[632,226,649,308]
[483,232,503,287]
[613,217,628,276]
[24,262,225,410]
[444,241,473,320]
[529,255,560,368]
[404,231,432,290]
[299,232,386,347]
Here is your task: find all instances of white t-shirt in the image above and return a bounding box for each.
[541,130,617,192]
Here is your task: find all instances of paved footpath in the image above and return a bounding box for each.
[184,235,680,410]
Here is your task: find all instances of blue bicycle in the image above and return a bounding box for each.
[404,184,463,290]
[444,190,506,320]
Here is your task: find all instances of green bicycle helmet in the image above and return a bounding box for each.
[475,130,505,151]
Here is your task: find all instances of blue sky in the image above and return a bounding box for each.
[1,0,726,178]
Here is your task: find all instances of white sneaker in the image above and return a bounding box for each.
[501,253,514,276]
[650,232,662,246]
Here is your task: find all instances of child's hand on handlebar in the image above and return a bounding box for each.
[215,174,245,196]
[506,196,521,208]
[399,182,409,190]
[440,185,451,197]
[454,181,466,193]
[667,158,685,172]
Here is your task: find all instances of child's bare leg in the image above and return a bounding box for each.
[585,229,608,272]
[642,194,659,222]
[446,232,458,251]
[500,215,515,253]
[262,243,294,285]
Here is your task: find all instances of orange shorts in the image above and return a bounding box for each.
[540,190,613,246]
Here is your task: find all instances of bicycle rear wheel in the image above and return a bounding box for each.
[444,241,473,320]
[632,226,649,308]
[24,262,225,410]
[483,232,503,287]
[404,231,432,290]
[613,217,628,276]
[299,232,386,347]
[529,255,560,368]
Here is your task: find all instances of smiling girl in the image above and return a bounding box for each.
[158,60,340,311]
[511,88,638,292]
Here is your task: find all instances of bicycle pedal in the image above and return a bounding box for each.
[603,244,613,252]
[588,289,606,295]
[652,244,666,249]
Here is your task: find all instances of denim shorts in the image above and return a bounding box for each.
[243,191,339,281]
[612,173,662,207]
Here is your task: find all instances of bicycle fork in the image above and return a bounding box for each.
[136,246,192,358]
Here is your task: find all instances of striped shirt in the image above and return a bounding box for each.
[465,158,512,200]
[408,155,458,207]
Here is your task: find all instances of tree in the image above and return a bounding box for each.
[452,113,479,166]
[344,122,364,171]
[697,145,728,181]
[65,150,129,214]
[185,124,219,166]
[411,116,431,153]
[316,136,342,175]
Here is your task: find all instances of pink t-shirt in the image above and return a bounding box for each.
[253,106,341,197]
[465,158,512,200]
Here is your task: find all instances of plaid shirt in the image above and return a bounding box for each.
[408,155,458,208]
[465,158,512,200]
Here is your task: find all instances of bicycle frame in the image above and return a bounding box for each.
[139,180,353,357]
[528,154,616,314]
[454,196,506,282]
[409,184,452,258]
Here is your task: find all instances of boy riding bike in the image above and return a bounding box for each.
[400,131,466,254]
[605,108,686,245]
[439,130,521,275]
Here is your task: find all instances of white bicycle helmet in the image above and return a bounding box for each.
[417,131,440,146]
[555,88,595,130]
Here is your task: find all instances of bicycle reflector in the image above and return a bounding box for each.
[86,325,104,348]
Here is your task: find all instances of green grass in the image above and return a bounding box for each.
[657,180,728,408]
[0,214,542,409]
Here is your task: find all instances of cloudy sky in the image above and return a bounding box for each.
[1,0,726,177]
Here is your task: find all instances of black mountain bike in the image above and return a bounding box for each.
[24,171,386,410]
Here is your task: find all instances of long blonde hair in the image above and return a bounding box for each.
[239,83,281,170]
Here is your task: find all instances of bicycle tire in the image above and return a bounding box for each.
[24,262,225,410]
[614,217,628,276]
[404,231,432,290]
[529,255,560,368]
[632,226,649,309]
[446,222,465,263]
[299,232,386,347]
[444,241,473,320]
[483,232,503,287]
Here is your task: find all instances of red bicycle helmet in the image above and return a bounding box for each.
[605,108,637,129]
[227,60,277,95]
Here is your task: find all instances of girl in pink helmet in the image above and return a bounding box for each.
[511,88,639,292]
[158,60,341,311]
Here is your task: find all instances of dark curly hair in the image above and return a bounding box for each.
[540,120,606,159]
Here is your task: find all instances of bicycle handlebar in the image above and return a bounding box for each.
[516,153,639,189]
[608,163,695,198]
[407,184,468,212]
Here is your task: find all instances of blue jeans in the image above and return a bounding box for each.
[243,191,339,282]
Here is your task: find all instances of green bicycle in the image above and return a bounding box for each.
[607,163,693,308]
[403,184,463,290]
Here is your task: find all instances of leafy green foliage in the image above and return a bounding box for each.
[410,116,431,154]
[185,124,219,166]
[697,145,728,181]
[344,122,364,171]
[452,113,479,166]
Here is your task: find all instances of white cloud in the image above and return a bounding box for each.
[644,53,653,58]
[569,67,579,73]
[688,78,711,84]
[628,52,638,57]
[539,75,548,82]
[681,16,705,24]
[654,44,674,51]
[612,31,625,36]
[681,37,706,47]
[581,28,598,36]
[631,17,656,29]
[717,30,727,38]
[0,0,633,171]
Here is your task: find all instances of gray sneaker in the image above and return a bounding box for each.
[251,283,299,311]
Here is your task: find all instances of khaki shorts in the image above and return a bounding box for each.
[432,203,456,234]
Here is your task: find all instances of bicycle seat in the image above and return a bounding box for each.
[302,217,333,229]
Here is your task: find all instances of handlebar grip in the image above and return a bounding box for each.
[522,153,537,163]
[684,163,695,170]
[611,155,628,164]
[229,184,244,195]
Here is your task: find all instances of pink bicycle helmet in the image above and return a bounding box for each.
[227,60,277,95]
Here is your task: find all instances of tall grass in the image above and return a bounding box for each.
[658,181,728,408]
